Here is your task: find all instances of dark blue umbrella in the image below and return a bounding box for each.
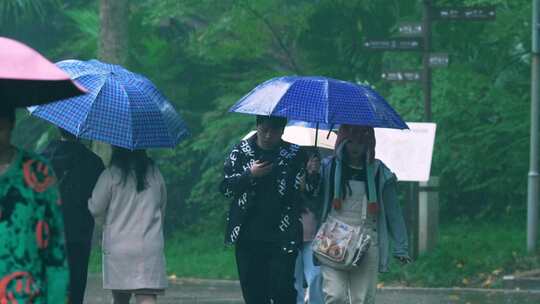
[229,76,408,129]
[28,59,190,150]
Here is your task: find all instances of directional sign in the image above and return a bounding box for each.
[364,38,423,51]
[432,6,496,21]
[398,22,424,37]
[381,70,422,82]
[429,53,449,68]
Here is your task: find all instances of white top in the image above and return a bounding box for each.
[88,165,168,290]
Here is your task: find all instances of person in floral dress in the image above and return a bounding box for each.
[0,106,69,303]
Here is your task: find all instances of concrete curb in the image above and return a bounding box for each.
[380,286,540,294]
[91,273,540,295]
[170,277,240,287]
[168,277,540,295]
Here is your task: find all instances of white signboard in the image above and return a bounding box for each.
[281,126,337,149]
[244,127,336,149]
[375,122,437,182]
[243,122,437,182]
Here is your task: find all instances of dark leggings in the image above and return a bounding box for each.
[66,241,92,304]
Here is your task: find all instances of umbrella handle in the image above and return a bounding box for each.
[315,122,319,147]
[326,124,335,139]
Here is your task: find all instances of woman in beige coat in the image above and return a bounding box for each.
[89,147,167,304]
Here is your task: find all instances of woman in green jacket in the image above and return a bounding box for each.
[0,107,69,303]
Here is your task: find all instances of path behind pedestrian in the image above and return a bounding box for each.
[85,274,540,304]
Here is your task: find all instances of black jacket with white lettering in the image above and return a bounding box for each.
[219,134,308,254]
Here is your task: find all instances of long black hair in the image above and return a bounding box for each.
[110,147,153,192]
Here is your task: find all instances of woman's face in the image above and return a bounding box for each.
[0,117,13,149]
[342,125,371,162]
[345,140,366,162]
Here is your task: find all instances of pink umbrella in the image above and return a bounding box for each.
[0,37,86,107]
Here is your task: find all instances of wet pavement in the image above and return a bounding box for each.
[85,274,540,304]
[85,275,242,304]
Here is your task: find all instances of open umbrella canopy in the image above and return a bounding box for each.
[0,37,86,107]
[229,76,408,129]
[281,120,337,149]
[242,121,337,149]
[28,59,190,150]
[287,120,336,130]
[243,120,436,182]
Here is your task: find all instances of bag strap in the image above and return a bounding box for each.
[366,161,377,203]
[333,157,342,201]
[361,193,367,221]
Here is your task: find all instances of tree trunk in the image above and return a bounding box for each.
[95,0,129,165]
[99,0,129,65]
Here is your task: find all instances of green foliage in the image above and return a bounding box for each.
[0,0,61,26]
[164,226,237,279]
[380,219,540,288]
[5,0,536,231]
[151,0,534,227]
[52,6,100,59]
[140,0,405,228]
[89,218,540,287]
[5,0,538,286]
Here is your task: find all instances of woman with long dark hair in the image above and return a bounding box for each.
[315,125,410,304]
[89,147,167,304]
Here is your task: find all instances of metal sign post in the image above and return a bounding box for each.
[381,70,422,82]
[423,0,433,122]
[527,0,540,254]
[363,0,496,258]
[364,38,423,51]
[398,22,424,37]
[429,53,449,68]
[432,6,496,21]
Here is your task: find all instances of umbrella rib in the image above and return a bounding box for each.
[78,75,111,138]
[122,82,136,150]
[126,79,175,148]
[324,79,329,124]
[359,85,378,127]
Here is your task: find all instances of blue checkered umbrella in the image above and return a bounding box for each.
[28,59,190,150]
[229,76,408,129]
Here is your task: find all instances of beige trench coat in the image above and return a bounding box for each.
[89,166,168,290]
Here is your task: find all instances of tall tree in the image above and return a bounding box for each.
[95,0,129,164]
[99,0,128,65]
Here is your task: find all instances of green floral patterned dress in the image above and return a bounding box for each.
[0,149,69,303]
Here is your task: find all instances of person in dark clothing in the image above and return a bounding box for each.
[41,128,105,304]
[220,115,316,304]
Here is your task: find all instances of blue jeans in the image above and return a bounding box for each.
[294,241,324,304]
